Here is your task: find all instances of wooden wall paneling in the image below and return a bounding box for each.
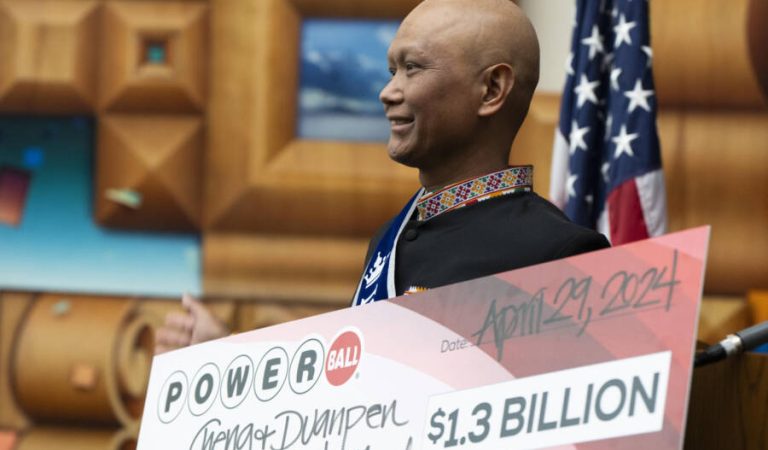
[748,290,768,324]
[95,114,203,231]
[203,232,368,303]
[655,109,684,233]
[99,0,208,113]
[233,301,338,334]
[685,354,768,450]
[0,292,32,431]
[697,296,751,345]
[661,112,768,294]
[206,0,420,236]
[14,427,136,450]
[12,294,152,427]
[509,93,560,196]
[651,0,768,108]
[0,0,99,114]
[748,0,768,100]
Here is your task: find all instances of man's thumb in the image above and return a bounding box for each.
[182,292,205,317]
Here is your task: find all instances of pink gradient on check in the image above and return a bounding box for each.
[224,227,709,450]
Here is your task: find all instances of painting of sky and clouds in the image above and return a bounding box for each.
[297,19,399,142]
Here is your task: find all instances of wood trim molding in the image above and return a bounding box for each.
[206,0,420,236]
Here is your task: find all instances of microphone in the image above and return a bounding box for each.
[694,321,768,368]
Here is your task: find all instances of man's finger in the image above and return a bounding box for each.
[182,293,208,318]
[155,326,193,349]
[164,311,195,332]
[154,343,172,355]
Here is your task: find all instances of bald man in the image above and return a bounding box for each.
[155,0,609,353]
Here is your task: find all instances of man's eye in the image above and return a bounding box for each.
[405,62,418,71]
[388,67,396,76]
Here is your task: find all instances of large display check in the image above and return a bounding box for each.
[138,227,709,450]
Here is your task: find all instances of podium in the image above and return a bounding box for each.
[685,353,768,450]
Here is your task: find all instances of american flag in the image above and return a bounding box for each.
[549,0,667,245]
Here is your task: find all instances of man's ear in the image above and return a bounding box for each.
[478,63,515,117]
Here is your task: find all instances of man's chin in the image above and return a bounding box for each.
[387,144,420,168]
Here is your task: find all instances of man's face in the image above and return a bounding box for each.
[379,7,481,171]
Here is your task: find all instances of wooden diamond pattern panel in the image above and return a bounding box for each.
[0,0,99,114]
[95,115,203,231]
[98,1,208,113]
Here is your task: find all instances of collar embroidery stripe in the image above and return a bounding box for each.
[416,166,533,221]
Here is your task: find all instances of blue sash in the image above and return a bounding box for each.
[351,189,423,306]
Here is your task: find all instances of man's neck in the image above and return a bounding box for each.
[419,158,509,192]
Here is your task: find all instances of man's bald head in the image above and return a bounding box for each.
[380,0,541,188]
[401,0,540,125]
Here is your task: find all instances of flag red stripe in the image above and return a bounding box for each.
[608,178,649,244]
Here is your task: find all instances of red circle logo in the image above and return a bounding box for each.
[325,330,362,386]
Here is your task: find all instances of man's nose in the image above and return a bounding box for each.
[379,77,403,106]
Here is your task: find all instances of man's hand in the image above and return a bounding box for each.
[154,293,230,354]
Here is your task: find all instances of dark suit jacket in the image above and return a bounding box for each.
[363,191,610,296]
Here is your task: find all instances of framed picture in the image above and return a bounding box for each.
[206,0,421,236]
[296,18,398,143]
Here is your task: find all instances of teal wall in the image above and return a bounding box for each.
[0,116,201,297]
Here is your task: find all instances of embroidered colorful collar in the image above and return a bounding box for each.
[415,166,533,221]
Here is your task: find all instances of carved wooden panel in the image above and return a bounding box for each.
[204,232,368,302]
[0,0,99,113]
[99,0,208,113]
[13,427,136,450]
[13,294,151,427]
[0,292,32,430]
[95,114,204,231]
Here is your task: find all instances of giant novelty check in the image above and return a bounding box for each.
[138,227,709,450]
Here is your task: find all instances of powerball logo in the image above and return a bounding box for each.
[157,327,364,424]
[325,328,362,386]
